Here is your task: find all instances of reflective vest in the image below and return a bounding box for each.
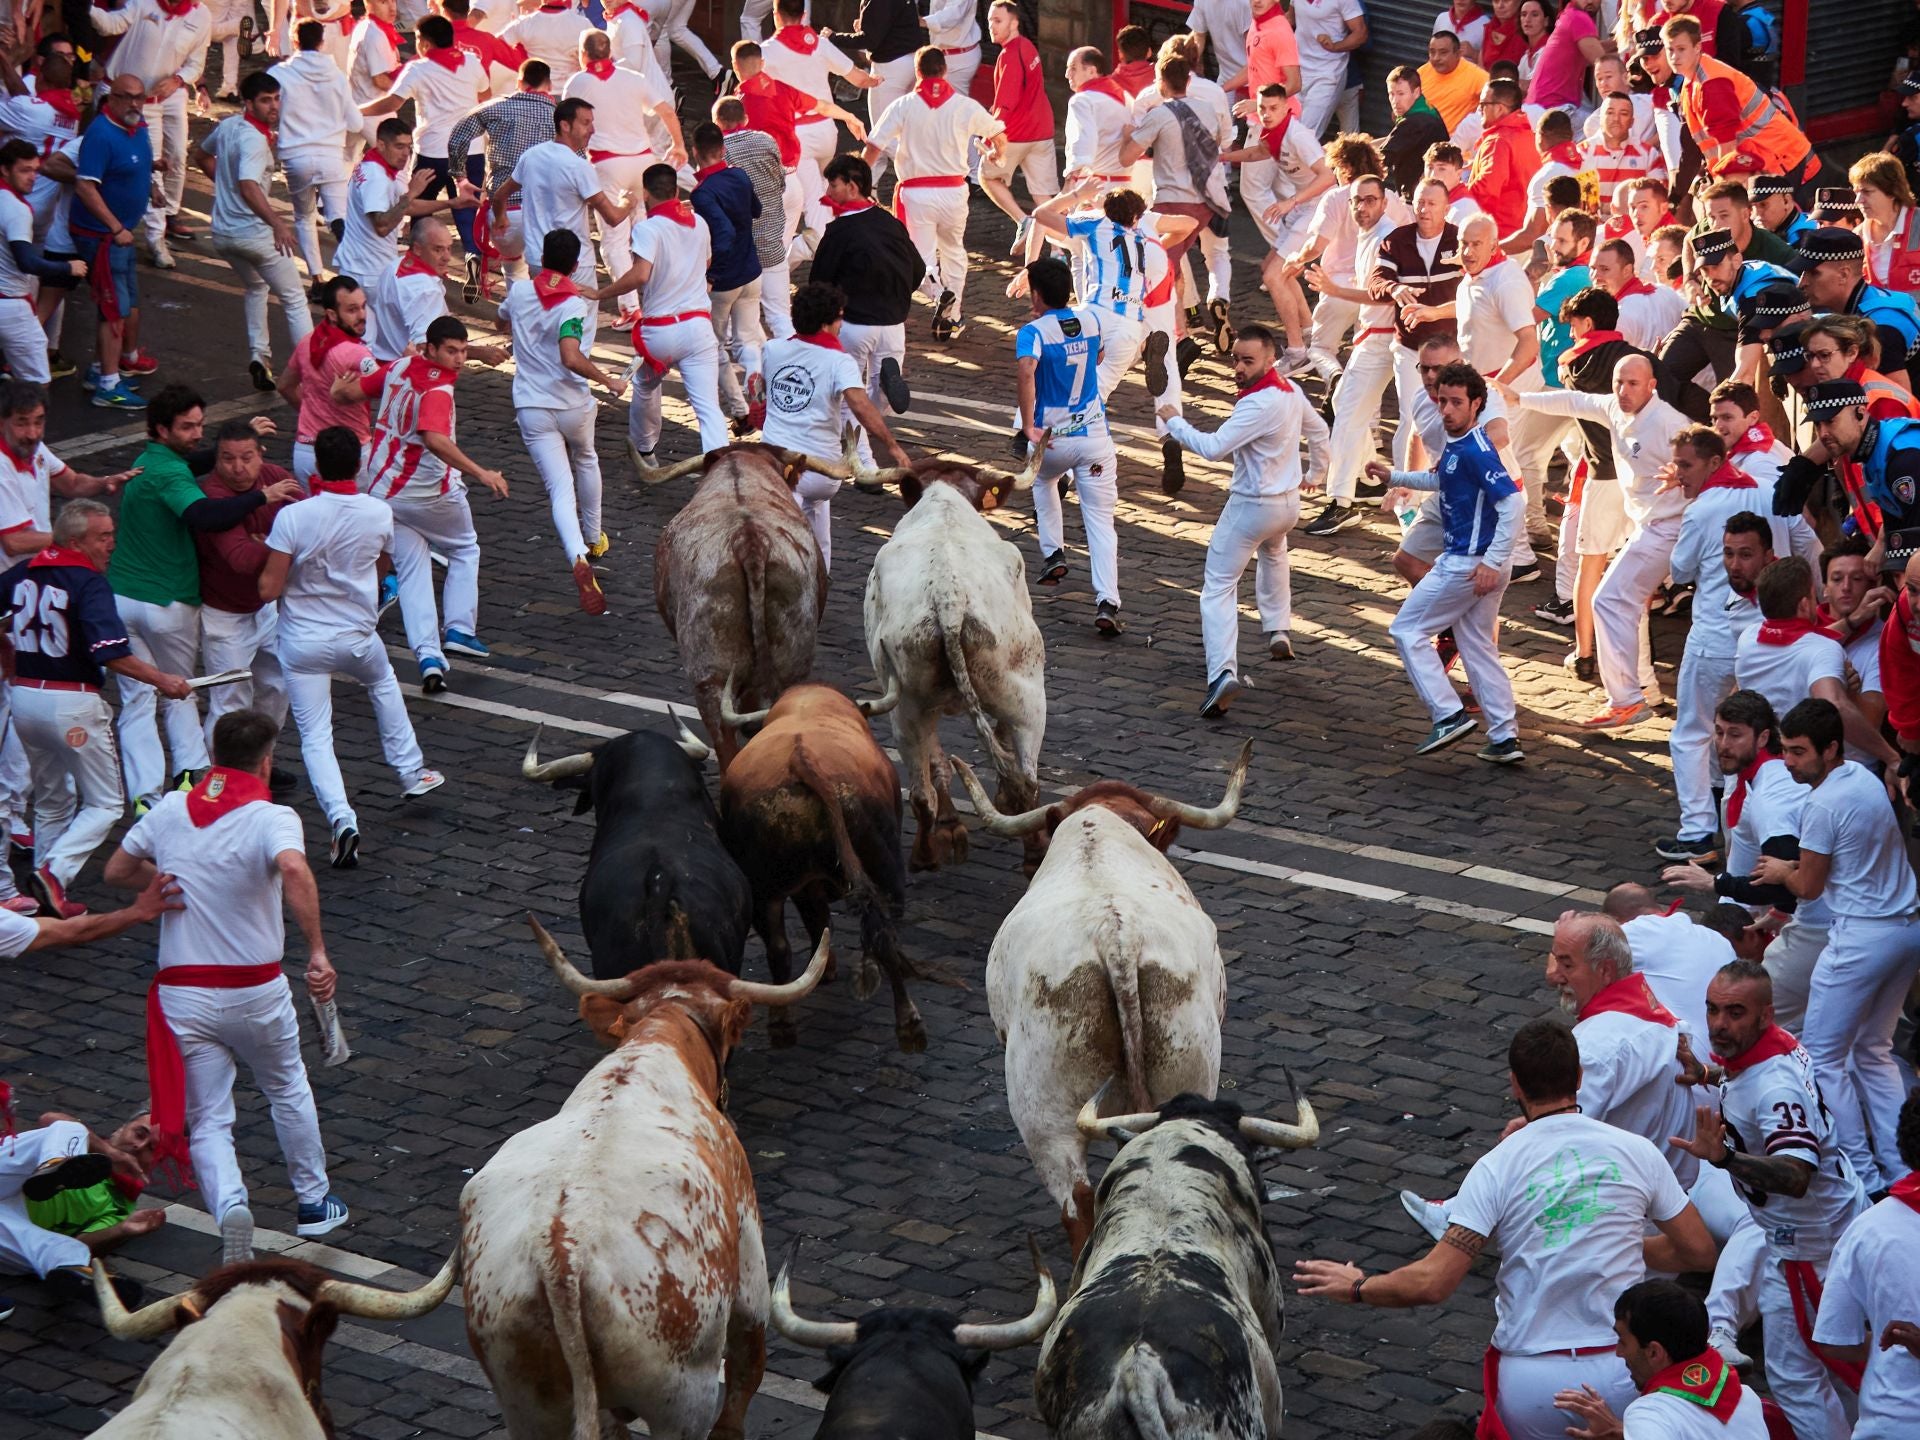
[1679,54,1811,176]
[1859,367,1920,420]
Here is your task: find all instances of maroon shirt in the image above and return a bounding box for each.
[194,464,294,614]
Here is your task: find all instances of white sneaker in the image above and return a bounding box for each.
[403,769,445,798]
[1398,1188,1450,1241]
[1307,347,1343,382]
[150,236,176,270]
[1708,1324,1751,1368]
[220,1204,254,1266]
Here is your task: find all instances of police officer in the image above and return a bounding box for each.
[1777,379,1920,571]
[1797,226,1920,393]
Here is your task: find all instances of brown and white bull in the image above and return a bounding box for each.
[88,1252,456,1437]
[857,443,1049,872]
[954,745,1250,1254]
[652,440,854,769]
[459,919,828,1440]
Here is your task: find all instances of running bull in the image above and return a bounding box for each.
[522,723,753,980]
[770,1237,1058,1440]
[1035,1086,1320,1440]
[89,1252,456,1438]
[856,440,1050,871]
[953,745,1249,1254]
[459,920,829,1440]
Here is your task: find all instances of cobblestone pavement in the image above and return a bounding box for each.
[2,116,1715,1440]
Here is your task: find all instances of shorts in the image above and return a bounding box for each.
[979,139,1059,196]
[1575,475,1629,556]
[76,234,138,316]
[40,251,80,290]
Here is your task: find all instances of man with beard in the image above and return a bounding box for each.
[276,276,377,487]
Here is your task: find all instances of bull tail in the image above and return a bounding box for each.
[788,738,873,904]
[1114,1345,1180,1440]
[938,609,1018,787]
[730,522,778,705]
[1097,910,1153,1114]
[538,1224,601,1440]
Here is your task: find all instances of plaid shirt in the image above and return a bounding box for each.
[448,90,559,192]
[723,127,788,269]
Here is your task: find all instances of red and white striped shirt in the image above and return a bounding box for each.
[1580,136,1666,216]
[359,356,459,501]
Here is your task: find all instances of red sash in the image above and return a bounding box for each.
[1782,1262,1866,1392]
[147,963,287,1181]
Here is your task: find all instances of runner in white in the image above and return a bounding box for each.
[653,0,722,86]
[0,381,132,556]
[498,0,592,86]
[364,216,507,365]
[332,117,471,294]
[0,140,82,383]
[864,45,1004,341]
[1298,1016,1716,1440]
[344,0,404,146]
[499,227,628,614]
[1061,46,1133,195]
[88,0,212,266]
[268,20,362,284]
[360,15,490,255]
[761,0,877,240]
[922,0,982,99]
[1290,0,1366,137]
[257,426,442,868]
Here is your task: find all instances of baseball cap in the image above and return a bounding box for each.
[1766,321,1810,376]
[1805,379,1870,418]
[1797,226,1867,266]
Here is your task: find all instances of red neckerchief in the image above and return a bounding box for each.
[1889,1170,1920,1215]
[533,268,580,309]
[1238,368,1290,397]
[538,1,569,9]
[1756,617,1838,647]
[604,0,648,16]
[396,252,439,278]
[1112,59,1155,96]
[647,198,695,227]
[1448,2,1486,23]
[367,15,401,52]
[402,355,454,391]
[1700,462,1757,492]
[28,544,94,570]
[243,111,275,144]
[825,195,874,215]
[1546,141,1582,167]
[422,44,467,73]
[1725,753,1781,828]
[36,88,80,123]
[363,146,401,178]
[693,161,726,182]
[155,0,197,15]
[1717,1023,1799,1073]
[1254,2,1289,29]
[1565,328,1625,360]
[1261,113,1293,161]
[0,176,25,201]
[309,478,359,494]
[1643,1350,1744,1424]
[1732,422,1775,455]
[1577,972,1678,1027]
[185,767,271,828]
[308,319,352,368]
[584,58,615,80]
[1473,251,1509,275]
[916,76,955,108]
[1616,275,1655,299]
[772,22,818,55]
[1079,75,1127,105]
[1447,182,1469,202]
[796,329,843,350]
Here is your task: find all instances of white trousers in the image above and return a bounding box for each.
[1671,643,1736,839]
[283,145,349,280]
[1391,555,1518,741]
[0,1121,91,1277]
[1031,432,1120,607]
[840,319,905,466]
[1804,914,1920,1191]
[1698,1166,1765,1336]
[15,686,122,887]
[940,45,980,100]
[761,257,795,341]
[385,488,481,666]
[520,402,602,563]
[0,692,29,863]
[1241,154,1279,247]
[1506,406,1572,544]
[1307,291,1360,355]
[711,280,765,416]
[738,0,774,39]
[1764,917,1827,1036]
[116,595,208,806]
[629,316,729,454]
[866,55,917,185]
[0,296,49,383]
[199,604,288,742]
[1592,516,1678,708]
[1191,225,1232,306]
[794,118,837,237]
[1202,490,1301,680]
[897,184,971,320]
[793,468,839,570]
[158,977,330,1220]
[1490,1350,1636,1440]
[655,0,719,76]
[1758,1255,1858,1440]
[217,231,316,364]
[593,153,654,315]
[1093,306,1182,419]
[1295,69,1347,139]
[139,90,191,243]
[1327,332,1396,502]
[1390,343,1422,469]
[281,629,425,832]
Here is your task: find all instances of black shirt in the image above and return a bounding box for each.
[811,205,927,326]
[842,0,926,64]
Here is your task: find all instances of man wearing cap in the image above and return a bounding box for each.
[1798,225,1920,394]
[1779,380,1920,571]
[1659,227,1794,419]
[1750,173,1817,250]
[1887,73,1920,198]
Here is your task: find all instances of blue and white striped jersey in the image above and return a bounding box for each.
[1015,307,1107,439]
[1065,214,1158,322]
[1436,427,1520,557]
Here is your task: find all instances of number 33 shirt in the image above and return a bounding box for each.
[0,545,132,688]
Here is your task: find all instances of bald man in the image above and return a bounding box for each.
[365,219,509,366]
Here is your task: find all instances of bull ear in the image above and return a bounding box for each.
[898,475,924,507]
[580,995,630,1046]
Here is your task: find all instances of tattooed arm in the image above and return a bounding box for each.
[1670,1103,1816,1198]
[1292,1225,1483,1307]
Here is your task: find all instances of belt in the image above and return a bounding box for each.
[896,175,967,189]
[15,677,98,693]
[1094,172,1132,182]
[640,309,711,324]
[588,149,652,163]
[1500,1344,1618,1358]
[0,294,30,302]
[941,41,978,55]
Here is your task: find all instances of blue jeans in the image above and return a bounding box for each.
[412,155,484,253]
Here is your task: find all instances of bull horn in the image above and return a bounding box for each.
[842,424,916,488]
[1073,1077,1161,1142]
[976,428,1051,493]
[950,758,1052,837]
[1237,1069,1321,1151]
[92,1260,189,1340]
[639,452,711,485]
[673,719,712,763]
[529,914,636,999]
[730,928,831,1007]
[952,1235,1058,1350]
[1144,740,1252,831]
[718,673,771,730]
[318,1248,458,1320]
[769,1242,859,1349]
[858,644,901,718]
[522,726,595,783]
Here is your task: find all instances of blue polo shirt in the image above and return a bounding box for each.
[70,110,153,239]
[1536,262,1590,388]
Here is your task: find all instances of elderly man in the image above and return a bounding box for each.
[1060,46,1132,195]
[193,422,295,753]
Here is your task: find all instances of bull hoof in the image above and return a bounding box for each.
[940,819,970,865]
[768,1013,798,1049]
[853,955,882,1000]
[895,1016,928,1054]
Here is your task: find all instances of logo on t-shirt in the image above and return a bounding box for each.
[1525,1145,1622,1248]
[768,363,816,415]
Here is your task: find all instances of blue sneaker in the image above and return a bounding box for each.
[418,656,448,695]
[377,573,399,617]
[91,378,147,409]
[294,1193,350,1238]
[1415,709,1478,755]
[442,629,490,659]
[81,362,99,391]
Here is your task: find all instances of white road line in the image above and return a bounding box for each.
[56,396,272,460]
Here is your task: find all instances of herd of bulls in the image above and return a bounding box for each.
[83,443,1327,1440]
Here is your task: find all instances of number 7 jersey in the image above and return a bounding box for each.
[1015,306,1108,440]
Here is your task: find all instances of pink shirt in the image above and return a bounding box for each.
[287,333,376,444]
[1245,4,1299,91]
[1525,5,1594,110]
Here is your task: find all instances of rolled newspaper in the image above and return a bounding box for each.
[310,998,351,1067]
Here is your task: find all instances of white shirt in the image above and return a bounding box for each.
[92,0,212,87]
[869,90,1003,181]
[1574,1000,1705,1189]
[1305,184,1411,282]
[346,18,401,110]
[1622,1386,1768,1440]
[1350,212,1402,336]
[560,64,666,158]
[512,141,602,284]
[1797,760,1918,919]
[1163,379,1331,498]
[1668,481,1791,658]
[0,901,35,958]
[388,51,489,159]
[1064,85,1132,179]
[335,154,408,290]
[500,274,592,409]
[1719,1040,1867,1259]
[1615,283,1686,353]
[608,6,670,96]
[1620,913,1734,1050]
[1432,5,1491,53]
[121,789,305,971]
[760,334,862,463]
[1266,119,1325,200]
[266,489,395,644]
[1724,758,1824,929]
[37,136,79,253]
[365,256,448,362]
[1514,388,1690,527]
[269,50,361,154]
[1186,0,1251,85]
[1524,157,1575,219]
[1450,1113,1689,1353]
[923,0,979,50]
[759,24,855,109]
[1733,627,1846,732]
[1292,0,1363,86]
[0,92,78,156]
[499,4,594,85]
[202,113,275,245]
[0,187,33,299]
[1130,87,1232,208]
[1459,256,1540,385]
[0,439,56,534]
[629,207,712,317]
[1809,1195,1920,1438]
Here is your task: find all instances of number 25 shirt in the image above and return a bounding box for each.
[0,545,132,688]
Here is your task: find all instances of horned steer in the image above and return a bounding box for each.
[1035,1089,1320,1440]
[460,919,827,1440]
[523,725,753,980]
[954,745,1250,1253]
[653,444,828,769]
[89,1253,455,1438]
[859,447,1048,871]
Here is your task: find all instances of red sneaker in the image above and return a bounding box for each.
[121,351,159,376]
[1582,701,1651,730]
[31,864,86,918]
[572,557,607,616]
